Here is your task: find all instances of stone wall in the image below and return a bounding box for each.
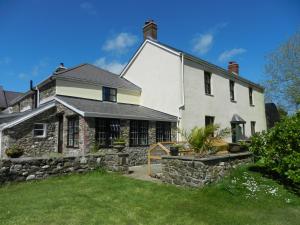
[161,152,253,187]
[0,153,129,184]
[2,107,58,157]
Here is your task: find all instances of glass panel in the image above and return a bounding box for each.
[34,124,44,130]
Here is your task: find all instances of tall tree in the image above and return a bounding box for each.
[264,31,300,112]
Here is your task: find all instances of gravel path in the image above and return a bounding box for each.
[124,164,162,183]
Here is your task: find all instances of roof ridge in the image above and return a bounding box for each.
[53,63,88,76]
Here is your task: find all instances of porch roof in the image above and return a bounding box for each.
[55,95,178,122]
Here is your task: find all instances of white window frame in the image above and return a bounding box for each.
[33,123,47,138]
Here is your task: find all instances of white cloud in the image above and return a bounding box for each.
[218,48,247,62]
[32,60,48,77]
[102,33,138,53]
[94,57,126,74]
[192,34,214,55]
[80,2,97,15]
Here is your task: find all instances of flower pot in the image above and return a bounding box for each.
[170,146,179,156]
[113,144,125,152]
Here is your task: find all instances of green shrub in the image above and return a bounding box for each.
[182,124,230,155]
[249,112,300,184]
[5,145,24,158]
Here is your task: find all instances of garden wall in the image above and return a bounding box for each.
[162,152,252,187]
[0,153,128,184]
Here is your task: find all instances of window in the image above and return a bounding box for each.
[33,123,47,137]
[229,80,235,101]
[95,118,120,147]
[103,87,117,102]
[130,120,149,146]
[67,117,79,148]
[205,116,214,127]
[204,71,212,95]
[156,122,171,142]
[249,87,253,105]
[205,116,215,136]
[251,121,256,136]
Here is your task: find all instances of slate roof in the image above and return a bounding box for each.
[53,64,141,91]
[231,114,246,123]
[56,95,177,122]
[0,87,23,109]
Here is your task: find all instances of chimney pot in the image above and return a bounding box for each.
[143,20,157,40]
[228,61,239,75]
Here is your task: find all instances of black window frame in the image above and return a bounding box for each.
[205,116,214,127]
[251,121,256,136]
[204,71,212,95]
[67,116,79,148]
[102,87,117,102]
[95,118,120,147]
[249,87,254,105]
[156,121,171,143]
[129,120,149,147]
[229,80,235,101]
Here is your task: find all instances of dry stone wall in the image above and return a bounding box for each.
[0,153,129,184]
[162,152,253,187]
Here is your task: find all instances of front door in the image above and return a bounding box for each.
[58,115,63,153]
[231,123,244,143]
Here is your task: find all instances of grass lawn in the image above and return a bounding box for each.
[0,167,299,225]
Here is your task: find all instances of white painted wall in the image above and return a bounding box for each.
[56,80,102,100]
[56,79,141,105]
[181,59,267,141]
[122,42,182,116]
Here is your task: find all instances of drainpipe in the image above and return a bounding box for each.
[177,53,185,142]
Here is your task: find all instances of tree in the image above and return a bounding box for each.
[264,31,300,112]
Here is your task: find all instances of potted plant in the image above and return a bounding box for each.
[5,144,24,158]
[170,144,179,156]
[113,138,126,152]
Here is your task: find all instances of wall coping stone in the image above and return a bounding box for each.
[1,153,128,163]
[161,152,252,163]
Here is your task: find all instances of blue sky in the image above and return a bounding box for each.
[0,0,299,92]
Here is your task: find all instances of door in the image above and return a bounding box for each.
[58,115,63,153]
[231,123,244,143]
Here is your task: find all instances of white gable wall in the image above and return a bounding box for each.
[122,42,182,117]
[181,59,267,141]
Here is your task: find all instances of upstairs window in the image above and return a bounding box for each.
[95,118,120,147]
[103,87,117,102]
[130,120,149,146]
[249,87,254,105]
[33,123,47,138]
[204,71,212,95]
[229,80,235,101]
[67,117,79,148]
[156,122,171,142]
[251,121,256,136]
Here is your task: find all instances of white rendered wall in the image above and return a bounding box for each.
[122,42,182,117]
[181,59,267,141]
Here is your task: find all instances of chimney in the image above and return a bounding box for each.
[143,20,157,40]
[228,61,239,75]
[53,63,67,74]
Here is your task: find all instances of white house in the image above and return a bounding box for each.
[121,20,267,142]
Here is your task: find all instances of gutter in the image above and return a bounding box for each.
[180,53,185,108]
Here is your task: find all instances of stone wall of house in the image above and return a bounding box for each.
[1,107,58,158]
[161,152,253,187]
[0,153,129,184]
[39,81,56,102]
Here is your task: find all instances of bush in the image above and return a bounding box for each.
[182,124,230,155]
[5,145,24,158]
[249,112,300,184]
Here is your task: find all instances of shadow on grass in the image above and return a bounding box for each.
[248,165,300,196]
